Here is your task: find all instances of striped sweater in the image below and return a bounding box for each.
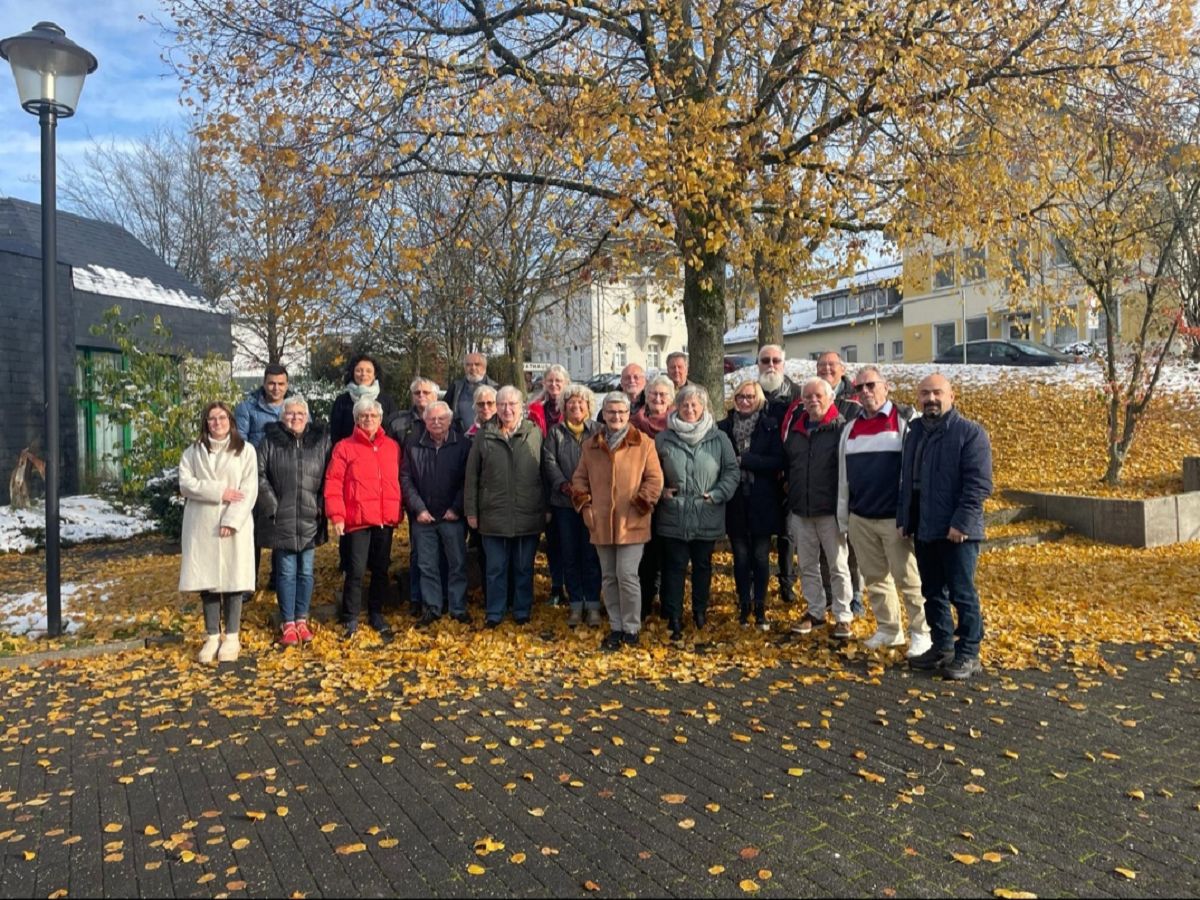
[836,401,913,531]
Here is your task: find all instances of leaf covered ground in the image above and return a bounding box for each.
[1,373,1198,692]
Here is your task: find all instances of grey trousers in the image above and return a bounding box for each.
[596,543,645,635]
[201,590,245,635]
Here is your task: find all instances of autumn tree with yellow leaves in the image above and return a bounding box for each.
[200,108,360,368]
[164,0,1194,402]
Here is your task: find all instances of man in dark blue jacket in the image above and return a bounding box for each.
[401,401,471,625]
[897,374,993,680]
[234,362,289,590]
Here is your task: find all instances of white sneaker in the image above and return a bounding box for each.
[217,633,240,662]
[906,631,933,659]
[864,630,905,650]
[198,634,220,665]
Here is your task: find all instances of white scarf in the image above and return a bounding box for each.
[667,409,715,446]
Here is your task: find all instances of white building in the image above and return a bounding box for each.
[527,271,690,380]
[724,262,905,364]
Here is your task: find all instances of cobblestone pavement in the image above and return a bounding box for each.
[1,641,1197,898]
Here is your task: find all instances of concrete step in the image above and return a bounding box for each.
[984,505,1038,527]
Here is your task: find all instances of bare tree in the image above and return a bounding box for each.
[61,125,230,302]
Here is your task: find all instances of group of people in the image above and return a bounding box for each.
[178,345,993,680]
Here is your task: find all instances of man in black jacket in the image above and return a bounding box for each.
[757,343,800,604]
[781,377,853,639]
[401,402,472,625]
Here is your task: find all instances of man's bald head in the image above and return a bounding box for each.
[917,373,955,419]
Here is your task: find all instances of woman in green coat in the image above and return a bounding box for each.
[654,385,740,642]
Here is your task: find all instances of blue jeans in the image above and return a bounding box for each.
[409,533,449,605]
[481,534,538,623]
[412,519,468,616]
[915,538,984,659]
[553,506,601,610]
[275,548,315,623]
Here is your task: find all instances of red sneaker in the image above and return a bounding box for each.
[295,620,314,643]
[280,622,299,647]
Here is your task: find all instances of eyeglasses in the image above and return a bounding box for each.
[734,394,757,402]
[356,413,382,420]
[206,414,229,423]
[758,357,783,364]
[476,400,496,407]
[854,381,880,392]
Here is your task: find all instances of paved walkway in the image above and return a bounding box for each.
[0,641,1197,897]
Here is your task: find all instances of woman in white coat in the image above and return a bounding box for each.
[179,401,259,663]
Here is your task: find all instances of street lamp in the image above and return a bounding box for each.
[1,22,97,638]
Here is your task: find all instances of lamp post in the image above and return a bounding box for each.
[1,22,97,638]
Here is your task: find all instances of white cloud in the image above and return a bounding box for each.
[0,1,188,202]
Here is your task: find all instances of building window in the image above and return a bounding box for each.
[834,295,847,317]
[934,322,957,356]
[860,290,875,311]
[809,351,822,361]
[1051,234,1071,267]
[966,316,988,342]
[876,342,885,361]
[614,342,627,367]
[818,298,833,320]
[933,251,956,288]
[646,341,661,369]
[841,344,858,363]
[962,246,987,283]
[848,293,860,315]
[892,340,904,361]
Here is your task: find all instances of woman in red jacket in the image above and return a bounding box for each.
[324,398,402,640]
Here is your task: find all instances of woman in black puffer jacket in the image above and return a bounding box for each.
[256,396,331,646]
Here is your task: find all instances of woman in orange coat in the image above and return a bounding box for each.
[571,391,664,651]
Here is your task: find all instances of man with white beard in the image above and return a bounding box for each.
[445,352,499,432]
[757,344,800,604]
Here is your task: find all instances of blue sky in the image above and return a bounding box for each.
[0,1,184,203]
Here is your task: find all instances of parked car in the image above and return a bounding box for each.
[934,339,1079,366]
[724,354,756,373]
[586,372,623,393]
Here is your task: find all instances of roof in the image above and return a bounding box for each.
[0,196,216,313]
[724,261,902,345]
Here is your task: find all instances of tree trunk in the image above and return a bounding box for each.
[748,254,787,352]
[682,247,729,410]
[756,281,783,349]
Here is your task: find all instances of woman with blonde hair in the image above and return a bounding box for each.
[718,380,784,630]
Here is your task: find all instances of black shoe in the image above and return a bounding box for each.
[484,619,502,629]
[942,655,982,680]
[547,589,564,607]
[368,614,394,638]
[601,631,624,652]
[341,623,358,641]
[514,616,531,626]
[624,632,640,647]
[451,612,472,625]
[693,611,707,629]
[417,608,439,627]
[909,645,955,671]
[668,620,683,642]
[408,601,422,617]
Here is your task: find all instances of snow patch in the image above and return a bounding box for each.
[0,582,113,638]
[0,495,156,554]
[73,264,215,312]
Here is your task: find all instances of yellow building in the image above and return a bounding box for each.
[899,237,1105,362]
